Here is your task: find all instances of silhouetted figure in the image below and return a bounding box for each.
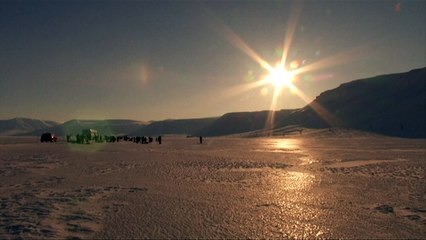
[158,136,162,144]
[199,136,203,144]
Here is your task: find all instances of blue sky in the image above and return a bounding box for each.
[1,0,425,122]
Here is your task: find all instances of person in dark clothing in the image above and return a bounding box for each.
[199,136,203,144]
[158,136,162,144]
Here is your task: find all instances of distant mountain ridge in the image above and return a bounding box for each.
[1,67,425,138]
[0,118,59,136]
[24,119,148,136]
[131,117,217,136]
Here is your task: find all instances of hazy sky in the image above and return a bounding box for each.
[1,0,425,122]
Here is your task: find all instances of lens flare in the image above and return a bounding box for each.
[140,65,150,85]
[395,2,401,13]
[290,60,301,69]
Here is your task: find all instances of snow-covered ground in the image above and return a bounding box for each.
[0,132,425,239]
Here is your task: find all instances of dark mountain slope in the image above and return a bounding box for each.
[278,67,426,137]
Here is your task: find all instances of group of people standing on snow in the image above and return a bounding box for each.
[66,134,163,144]
[65,134,206,145]
[132,135,162,144]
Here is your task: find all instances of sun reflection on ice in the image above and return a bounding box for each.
[274,139,299,150]
[274,171,329,238]
[252,138,329,237]
[262,159,329,238]
[281,171,315,191]
[262,138,301,153]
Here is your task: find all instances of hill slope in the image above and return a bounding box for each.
[278,67,426,137]
[196,110,296,136]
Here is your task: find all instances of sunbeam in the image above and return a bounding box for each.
[221,78,271,99]
[215,18,274,72]
[279,2,303,70]
[292,45,370,76]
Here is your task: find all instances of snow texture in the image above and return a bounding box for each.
[0,132,425,239]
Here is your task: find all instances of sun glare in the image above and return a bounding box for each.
[267,66,295,91]
[210,1,350,129]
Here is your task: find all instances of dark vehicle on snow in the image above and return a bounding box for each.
[40,133,57,142]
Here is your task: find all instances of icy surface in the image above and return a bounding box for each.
[0,134,425,239]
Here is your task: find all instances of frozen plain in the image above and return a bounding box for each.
[0,129,425,239]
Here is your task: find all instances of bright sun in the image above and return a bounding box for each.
[267,66,295,91]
